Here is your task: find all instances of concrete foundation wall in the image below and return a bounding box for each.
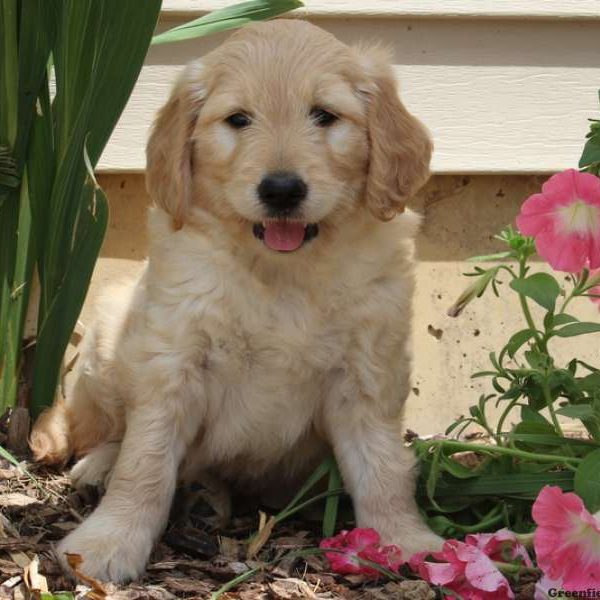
[84,174,598,435]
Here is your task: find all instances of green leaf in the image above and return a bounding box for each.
[575,449,600,512]
[428,471,574,498]
[511,420,558,452]
[31,175,108,415]
[580,135,600,169]
[554,322,600,337]
[439,453,479,479]
[505,329,535,359]
[552,313,579,327]
[520,405,550,425]
[579,372,600,393]
[467,251,513,263]
[0,145,18,190]
[152,0,303,45]
[524,350,548,370]
[556,404,595,419]
[510,273,561,312]
[29,0,161,414]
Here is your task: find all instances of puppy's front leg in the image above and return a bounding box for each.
[324,387,442,558]
[57,394,201,582]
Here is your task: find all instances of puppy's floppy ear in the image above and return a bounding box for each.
[146,61,206,229]
[356,46,432,221]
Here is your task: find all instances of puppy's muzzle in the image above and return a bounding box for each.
[257,171,308,217]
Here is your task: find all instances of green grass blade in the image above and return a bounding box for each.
[0,444,36,480]
[279,456,333,517]
[322,459,343,537]
[152,0,303,45]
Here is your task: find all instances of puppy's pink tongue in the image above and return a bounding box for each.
[263,222,305,251]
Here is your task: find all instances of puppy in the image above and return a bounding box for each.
[30,19,441,582]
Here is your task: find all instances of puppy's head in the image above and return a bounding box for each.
[146,20,431,254]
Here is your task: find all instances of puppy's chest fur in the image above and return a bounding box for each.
[128,215,413,471]
[201,274,350,460]
[141,258,354,466]
[195,285,345,469]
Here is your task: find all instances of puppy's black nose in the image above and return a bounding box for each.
[257,172,308,213]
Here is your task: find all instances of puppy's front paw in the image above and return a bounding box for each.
[395,528,444,559]
[56,516,152,583]
[375,519,443,559]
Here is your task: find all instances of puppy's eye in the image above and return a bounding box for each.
[225,112,251,129]
[310,107,338,127]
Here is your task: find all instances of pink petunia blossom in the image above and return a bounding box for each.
[533,485,600,591]
[320,528,404,578]
[516,169,600,272]
[465,528,533,567]
[409,539,514,599]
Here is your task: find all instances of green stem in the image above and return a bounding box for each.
[493,561,540,576]
[422,439,580,466]
[495,399,525,442]
[541,379,564,438]
[558,292,576,315]
[517,258,546,352]
[515,532,535,548]
[458,511,505,533]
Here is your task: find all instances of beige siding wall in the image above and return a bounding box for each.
[88,174,599,435]
[99,4,600,174]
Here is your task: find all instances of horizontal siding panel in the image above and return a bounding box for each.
[98,16,600,173]
[161,0,600,20]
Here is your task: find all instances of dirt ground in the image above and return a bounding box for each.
[0,447,446,600]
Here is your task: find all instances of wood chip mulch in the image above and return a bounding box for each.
[0,452,440,600]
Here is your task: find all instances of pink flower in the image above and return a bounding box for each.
[319,528,403,578]
[516,169,600,272]
[533,485,600,591]
[465,529,533,567]
[409,539,514,599]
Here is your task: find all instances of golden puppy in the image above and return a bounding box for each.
[31,19,441,582]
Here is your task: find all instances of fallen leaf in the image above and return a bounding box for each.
[66,553,109,598]
[0,493,39,508]
[268,578,321,599]
[247,512,276,559]
[23,555,49,593]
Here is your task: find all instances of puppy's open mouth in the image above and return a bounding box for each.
[252,221,319,252]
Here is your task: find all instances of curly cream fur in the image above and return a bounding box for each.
[30,19,439,582]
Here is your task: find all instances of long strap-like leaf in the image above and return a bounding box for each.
[152,0,303,45]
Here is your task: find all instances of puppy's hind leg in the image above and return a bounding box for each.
[29,397,71,466]
[30,320,125,466]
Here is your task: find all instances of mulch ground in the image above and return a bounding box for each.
[0,450,444,600]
